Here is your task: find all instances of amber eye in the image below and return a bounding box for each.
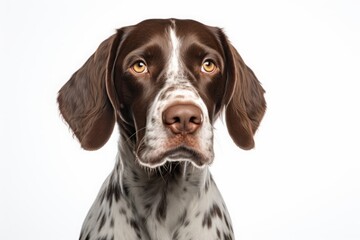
[131,61,147,74]
[201,60,216,73]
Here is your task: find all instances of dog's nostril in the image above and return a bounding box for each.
[190,116,202,124]
[170,116,181,124]
[163,104,203,134]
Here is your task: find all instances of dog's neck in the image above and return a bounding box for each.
[113,136,211,227]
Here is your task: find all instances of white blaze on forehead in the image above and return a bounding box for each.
[167,28,182,79]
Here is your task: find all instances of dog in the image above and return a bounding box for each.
[58,18,266,240]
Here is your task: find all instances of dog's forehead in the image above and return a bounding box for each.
[174,19,221,48]
[123,19,222,53]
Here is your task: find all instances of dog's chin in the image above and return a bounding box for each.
[139,146,212,169]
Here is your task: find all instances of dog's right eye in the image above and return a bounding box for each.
[201,59,217,73]
[131,61,148,74]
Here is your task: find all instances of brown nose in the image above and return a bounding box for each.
[163,104,203,134]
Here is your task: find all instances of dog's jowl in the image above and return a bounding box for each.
[58,19,266,240]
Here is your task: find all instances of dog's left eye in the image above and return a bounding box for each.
[131,61,148,74]
[201,60,216,73]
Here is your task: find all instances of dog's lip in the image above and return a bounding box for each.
[166,146,202,161]
[140,145,212,168]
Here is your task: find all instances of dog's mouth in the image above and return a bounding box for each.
[138,145,212,169]
[166,146,206,164]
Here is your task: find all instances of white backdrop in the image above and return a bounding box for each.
[1,0,360,239]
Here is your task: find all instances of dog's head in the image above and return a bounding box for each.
[58,19,266,168]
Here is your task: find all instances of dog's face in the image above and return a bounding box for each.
[58,19,266,169]
[114,20,228,168]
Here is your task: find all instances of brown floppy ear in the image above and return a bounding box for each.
[58,31,123,150]
[220,31,266,150]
